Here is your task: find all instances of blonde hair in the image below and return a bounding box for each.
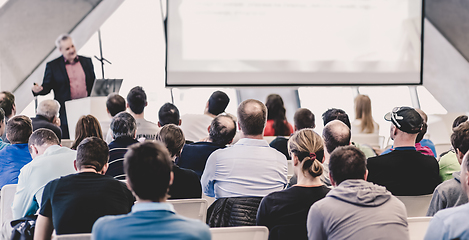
[288,128,324,177]
[354,95,374,133]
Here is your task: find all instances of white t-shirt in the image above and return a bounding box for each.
[180,114,213,142]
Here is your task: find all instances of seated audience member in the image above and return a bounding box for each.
[201,99,287,199]
[427,121,469,216]
[264,94,293,136]
[424,152,469,240]
[351,94,379,135]
[0,91,16,143]
[104,93,126,143]
[127,86,159,140]
[156,124,202,199]
[181,90,230,142]
[322,108,376,158]
[34,137,134,239]
[92,141,211,240]
[307,146,409,240]
[257,129,330,240]
[177,114,236,178]
[380,108,436,157]
[0,108,9,150]
[0,115,33,188]
[31,99,62,142]
[70,114,103,150]
[12,129,76,219]
[106,112,138,180]
[158,102,181,127]
[270,108,315,160]
[367,107,441,196]
[439,115,467,182]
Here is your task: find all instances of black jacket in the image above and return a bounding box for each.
[207,197,263,227]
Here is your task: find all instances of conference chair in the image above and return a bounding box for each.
[210,226,269,240]
[351,134,380,148]
[407,217,432,240]
[1,184,17,226]
[60,139,74,148]
[434,143,452,157]
[167,198,208,222]
[53,233,92,240]
[395,194,433,217]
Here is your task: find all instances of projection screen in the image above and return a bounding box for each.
[166,0,423,86]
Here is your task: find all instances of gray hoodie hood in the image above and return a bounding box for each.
[453,171,461,183]
[328,179,392,207]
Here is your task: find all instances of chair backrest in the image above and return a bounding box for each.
[287,160,294,176]
[407,217,432,240]
[53,233,92,240]
[1,184,17,225]
[211,226,269,240]
[61,139,74,148]
[263,136,277,144]
[167,198,208,222]
[395,194,433,217]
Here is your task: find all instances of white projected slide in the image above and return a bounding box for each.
[166,0,423,86]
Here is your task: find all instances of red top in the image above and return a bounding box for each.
[65,60,87,100]
[264,119,294,136]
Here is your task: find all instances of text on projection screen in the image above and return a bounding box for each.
[166,0,422,86]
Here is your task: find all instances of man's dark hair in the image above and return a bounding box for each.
[453,115,468,129]
[111,112,137,139]
[0,91,15,117]
[106,93,126,117]
[451,121,469,155]
[156,124,185,158]
[158,103,180,126]
[28,128,60,153]
[76,137,109,172]
[124,141,173,201]
[237,99,267,136]
[329,146,367,185]
[127,86,147,114]
[209,115,237,146]
[294,108,315,130]
[208,91,230,115]
[322,108,351,129]
[0,108,4,124]
[7,115,32,144]
[416,122,428,143]
[322,121,351,154]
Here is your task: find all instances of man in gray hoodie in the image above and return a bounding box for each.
[427,121,469,216]
[307,146,409,240]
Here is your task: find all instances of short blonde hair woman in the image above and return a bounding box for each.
[257,129,330,240]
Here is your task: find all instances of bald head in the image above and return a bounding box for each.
[237,99,267,136]
[323,120,351,154]
[209,115,237,145]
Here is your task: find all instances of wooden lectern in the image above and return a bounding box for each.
[65,97,108,140]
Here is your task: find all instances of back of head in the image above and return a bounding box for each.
[28,128,60,152]
[329,146,367,185]
[354,95,374,133]
[451,121,469,155]
[265,94,290,136]
[72,115,103,150]
[453,115,468,129]
[76,137,109,172]
[106,93,126,117]
[322,120,351,154]
[0,108,4,124]
[7,115,32,144]
[208,91,230,115]
[237,99,267,136]
[384,107,423,135]
[37,99,60,121]
[294,108,315,130]
[156,124,185,158]
[124,141,173,201]
[209,115,237,146]
[158,103,180,126]
[127,86,147,114]
[322,108,351,129]
[0,91,15,117]
[288,128,324,178]
[111,112,137,139]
